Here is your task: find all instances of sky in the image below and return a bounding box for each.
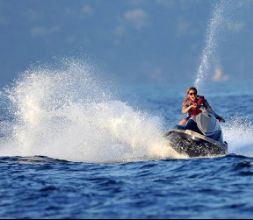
[0,0,252,88]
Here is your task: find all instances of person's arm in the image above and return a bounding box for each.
[204,99,225,122]
[181,101,196,114]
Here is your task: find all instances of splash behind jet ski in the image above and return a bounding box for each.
[165,108,228,157]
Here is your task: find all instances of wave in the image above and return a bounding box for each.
[223,117,253,157]
[0,60,183,163]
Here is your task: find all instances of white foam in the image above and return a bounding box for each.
[0,60,184,162]
[223,117,253,157]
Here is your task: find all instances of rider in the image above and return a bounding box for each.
[178,86,225,125]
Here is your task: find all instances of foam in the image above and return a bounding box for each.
[223,117,253,157]
[0,60,184,162]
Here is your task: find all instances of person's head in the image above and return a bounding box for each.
[186,86,198,100]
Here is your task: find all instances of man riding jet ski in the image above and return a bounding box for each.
[165,87,228,157]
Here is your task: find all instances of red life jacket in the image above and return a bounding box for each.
[188,96,204,117]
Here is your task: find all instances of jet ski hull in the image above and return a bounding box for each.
[165,129,228,157]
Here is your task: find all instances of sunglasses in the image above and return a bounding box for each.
[188,92,196,96]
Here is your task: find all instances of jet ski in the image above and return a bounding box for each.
[164,108,228,157]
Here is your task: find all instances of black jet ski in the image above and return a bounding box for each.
[164,108,228,157]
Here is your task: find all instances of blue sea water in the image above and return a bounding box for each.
[0,62,253,218]
[1,155,253,219]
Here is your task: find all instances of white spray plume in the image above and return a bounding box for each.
[0,60,184,162]
[195,1,226,90]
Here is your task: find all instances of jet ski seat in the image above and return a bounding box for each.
[175,119,203,135]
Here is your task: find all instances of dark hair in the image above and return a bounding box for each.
[186,86,198,95]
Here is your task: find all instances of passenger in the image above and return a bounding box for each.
[178,86,225,125]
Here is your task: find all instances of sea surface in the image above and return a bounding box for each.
[0,62,253,218]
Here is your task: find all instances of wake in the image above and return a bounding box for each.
[223,118,253,157]
[0,60,183,163]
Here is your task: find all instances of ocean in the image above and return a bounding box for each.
[0,61,252,218]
